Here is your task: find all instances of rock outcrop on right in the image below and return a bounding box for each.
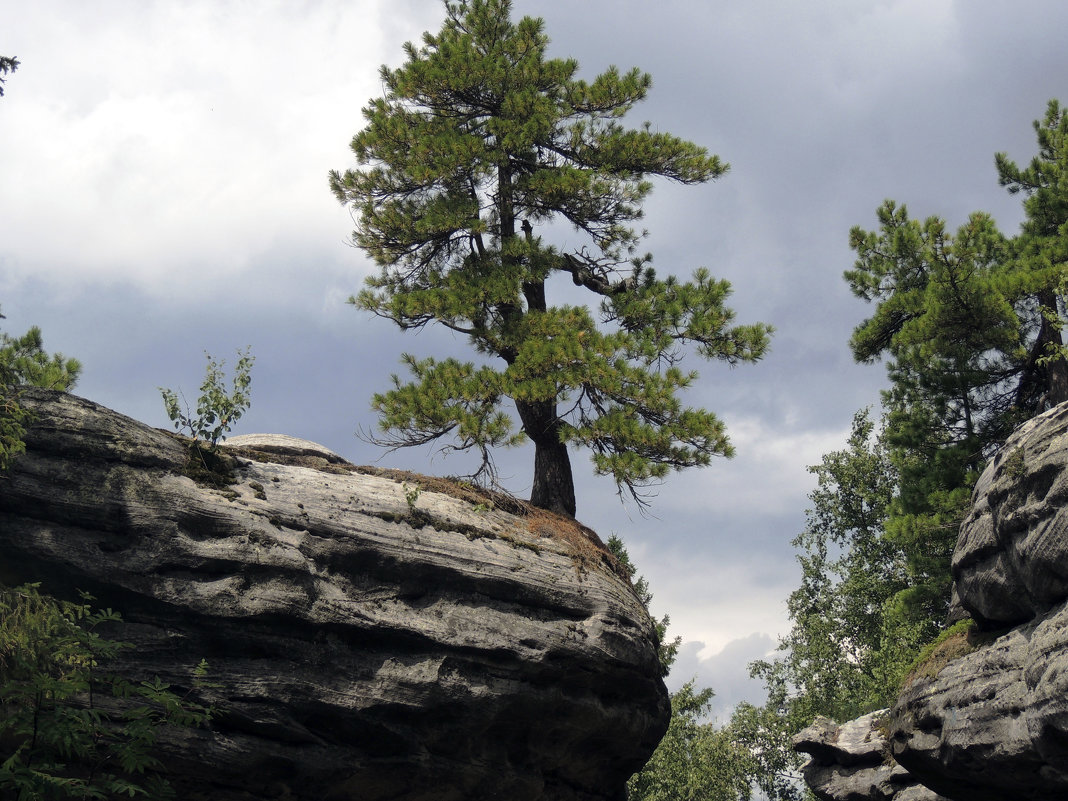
[887,402,1068,801]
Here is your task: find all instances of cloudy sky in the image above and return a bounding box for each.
[3,0,1066,720]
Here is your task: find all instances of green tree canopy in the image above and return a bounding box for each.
[997,99,1068,388]
[844,202,1021,624]
[330,0,771,516]
[841,99,1068,627]
[628,682,759,801]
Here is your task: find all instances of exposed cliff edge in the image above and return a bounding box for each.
[0,388,670,801]
[795,402,1068,801]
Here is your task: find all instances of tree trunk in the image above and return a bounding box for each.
[1037,289,1068,406]
[1045,350,1068,406]
[516,398,576,517]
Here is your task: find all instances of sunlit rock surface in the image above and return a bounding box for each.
[793,711,948,801]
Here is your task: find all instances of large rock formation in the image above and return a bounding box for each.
[0,388,670,801]
[792,712,948,801]
[887,402,1068,800]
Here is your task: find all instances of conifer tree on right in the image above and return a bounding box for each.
[734,100,1068,801]
[843,98,1068,634]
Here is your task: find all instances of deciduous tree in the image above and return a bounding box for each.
[628,682,759,801]
[330,0,770,516]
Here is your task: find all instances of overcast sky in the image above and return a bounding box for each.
[3,0,1066,721]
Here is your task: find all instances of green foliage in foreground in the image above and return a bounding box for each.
[0,311,82,472]
[159,348,254,450]
[628,682,758,801]
[0,583,214,800]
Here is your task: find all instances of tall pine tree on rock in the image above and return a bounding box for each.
[331,0,770,516]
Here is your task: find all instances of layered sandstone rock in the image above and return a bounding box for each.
[887,402,1068,801]
[0,388,669,801]
[796,402,1068,801]
[793,711,948,801]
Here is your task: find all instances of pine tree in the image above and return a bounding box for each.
[0,55,18,97]
[845,202,1020,624]
[330,0,770,516]
[843,100,1068,625]
[996,99,1068,402]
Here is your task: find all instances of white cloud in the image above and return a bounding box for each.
[0,1,439,294]
[646,552,795,657]
[667,634,779,721]
[642,415,849,519]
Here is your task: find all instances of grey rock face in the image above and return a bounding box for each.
[793,712,949,801]
[886,401,1068,801]
[0,389,669,801]
[224,432,348,463]
[953,402,1068,626]
[889,601,1068,801]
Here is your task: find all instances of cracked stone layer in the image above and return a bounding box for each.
[793,711,949,801]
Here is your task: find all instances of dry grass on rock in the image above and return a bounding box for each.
[225,445,629,583]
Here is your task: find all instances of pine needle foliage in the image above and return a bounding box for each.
[843,99,1068,630]
[0,55,18,97]
[331,0,771,516]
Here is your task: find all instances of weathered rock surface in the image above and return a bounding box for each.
[792,711,948,801]
[889,602,1068,800]
[225,432,348,463]
[0,389,669,801]
[953,402,1068,627]
[886,402,1068,801]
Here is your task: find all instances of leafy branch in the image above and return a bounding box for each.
[0,583,216,800]
[159,348,255,451]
